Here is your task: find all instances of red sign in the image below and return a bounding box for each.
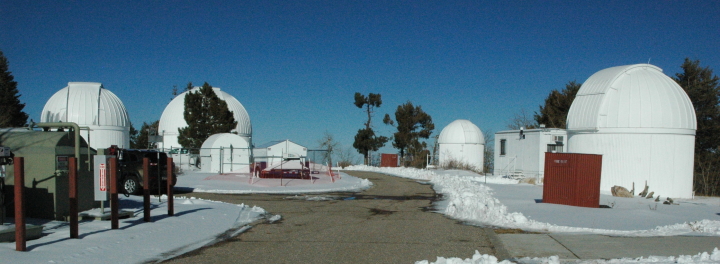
[100,163,106,191]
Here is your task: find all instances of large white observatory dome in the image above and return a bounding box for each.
[41,82,131,149]
[567,64,696,198]
[567,64,696,131]
[158,87,251,150]
[438,119,485,171]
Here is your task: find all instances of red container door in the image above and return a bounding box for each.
[543,154,575,205]
[380,154,398,167]
[573,154,602,207]
[543,153,602,208]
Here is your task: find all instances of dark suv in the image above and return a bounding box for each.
[108,146,177,195]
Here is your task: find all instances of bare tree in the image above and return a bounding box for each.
[317,131,340,166]
[336,146,359,168]
[483,129,494,174]
[507,108,538,130]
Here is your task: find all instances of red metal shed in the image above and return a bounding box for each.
[380,154,398,167]
[543,152,602,208]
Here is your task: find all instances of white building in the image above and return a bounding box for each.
[567,64,696,198]
[253,140,307,164]
[494,127,567,180]
[41,82,130,149]
[157,86,251,151]
[437,119,485,171]
[199,133,251,173]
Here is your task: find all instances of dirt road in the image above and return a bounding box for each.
[165,171,496,263]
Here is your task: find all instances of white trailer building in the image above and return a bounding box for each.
[494,127,567,180]
[253,140,307,164]
[566,64,696,198]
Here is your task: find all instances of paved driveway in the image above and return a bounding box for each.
[164,171,496,263]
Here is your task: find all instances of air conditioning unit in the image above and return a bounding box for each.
[553,135,564,142]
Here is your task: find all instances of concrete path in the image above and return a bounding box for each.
[496,233,720,261]
[164,171,496,263]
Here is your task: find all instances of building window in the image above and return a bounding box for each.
[500,139,506,156]
[547,144,563,153]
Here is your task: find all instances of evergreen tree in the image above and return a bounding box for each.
[129,122,139,148]
[131,120,159,149]
[171,85,178,100]
[0,50,29,127]
[177,82,237,149]
[674,59,720,196]
[352,92,388,165]
[673,58,720,153]
[534,81,581,128]
[383,101,434,166]
[352,128,387,165]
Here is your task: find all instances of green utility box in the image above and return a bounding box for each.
[1,130,96,220]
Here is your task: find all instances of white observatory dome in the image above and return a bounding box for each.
[567,64,696,198]
[438,119,485,171]
[567,64,696,131]
[200,133,251,173]
[438,119,485,144]
[41,82,131,149]
[158,87,252,150]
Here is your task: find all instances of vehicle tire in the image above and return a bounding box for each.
[122,175,141,195]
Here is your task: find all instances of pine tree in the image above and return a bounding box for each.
[352,92,388,165]
[383,101,434,166]
[177,82,237,149]
[534,81,581,128]
[352,128,386,165]
[674,59,720,196]
[0,50,29,128]
[673,58,720,153]
[131,120,159,149]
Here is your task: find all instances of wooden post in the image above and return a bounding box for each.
[69,157,78,238]
[14,157,26,251]
[110,157,119,229]
[167,157,174,216]
[143,157,151,222]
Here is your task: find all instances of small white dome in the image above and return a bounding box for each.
[41,82,130,149]
[200,133,250,149]
[438,119,484,144]
[567,64,696,132]
[158,86,251,149]
[200,133,251,173]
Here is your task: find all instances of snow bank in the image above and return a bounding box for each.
[415,250,515,264]
[347,166,720,236]
[419,249,720,264]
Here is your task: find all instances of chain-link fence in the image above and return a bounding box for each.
[164,147,252,174]
[165,148,331,174]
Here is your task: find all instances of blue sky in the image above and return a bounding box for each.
[2,1,719,159]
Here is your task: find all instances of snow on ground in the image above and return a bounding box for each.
[0,170,369,263]
[176,169,372,194]
[1,194,267,263]
[4,167,720,263]
[416,250,720,264]
[347,165,720,237]
[347,165,720,264]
